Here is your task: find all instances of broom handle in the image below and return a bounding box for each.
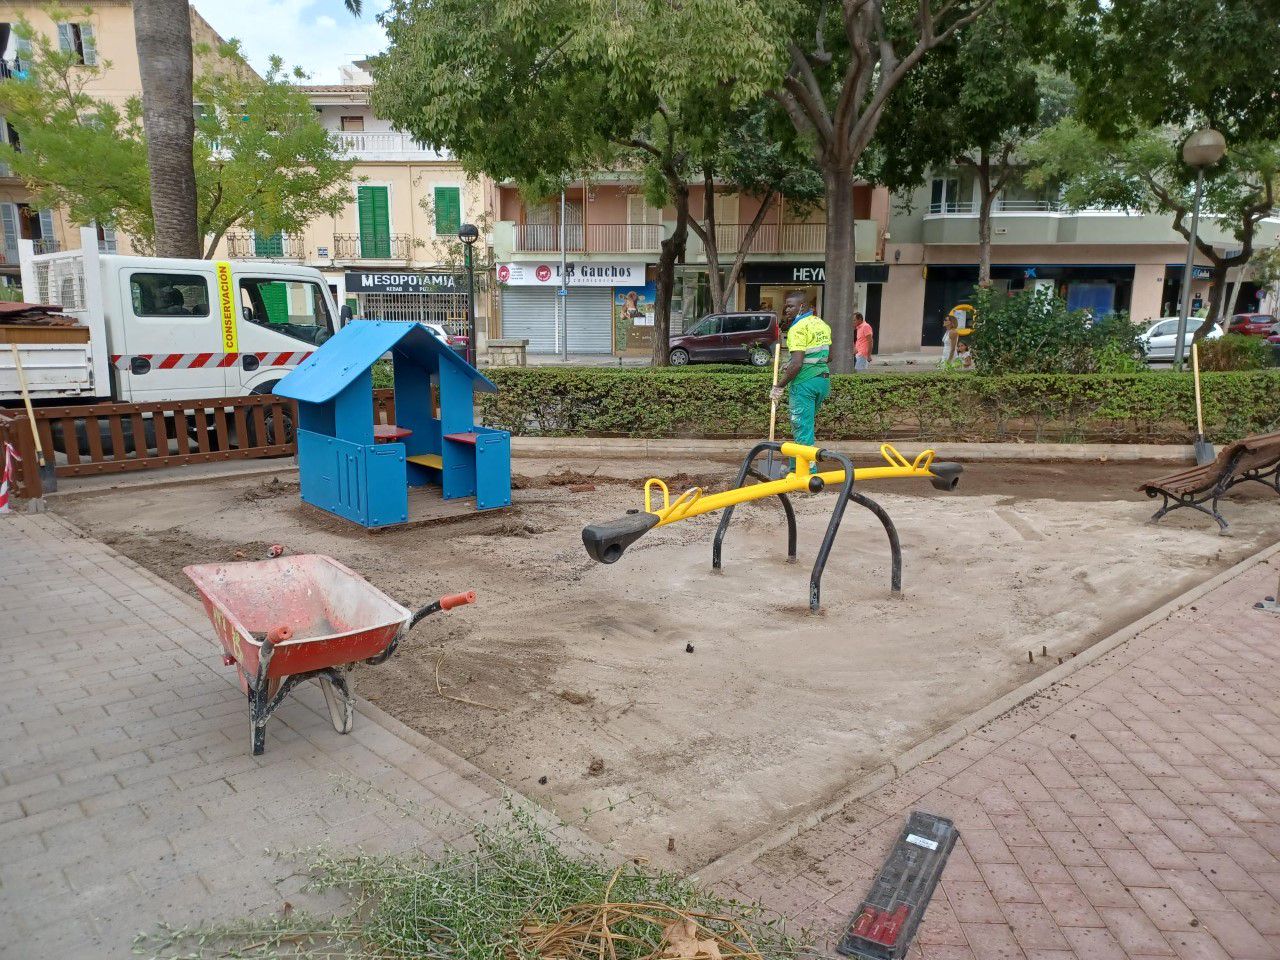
[1192,342,1205,437]
[10,343,46,465]
[769,340,782,442]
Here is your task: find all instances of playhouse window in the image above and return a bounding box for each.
[239,277,334,346]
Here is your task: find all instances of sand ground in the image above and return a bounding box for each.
[55,455,1280,869]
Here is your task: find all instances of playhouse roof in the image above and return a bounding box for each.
[274,320,497,404]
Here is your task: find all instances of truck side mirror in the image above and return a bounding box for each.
[340,304,353,323]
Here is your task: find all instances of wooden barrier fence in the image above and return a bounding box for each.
[2,389,399,499]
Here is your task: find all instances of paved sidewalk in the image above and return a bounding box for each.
[719,547,1280,959]
[0,513,536,959]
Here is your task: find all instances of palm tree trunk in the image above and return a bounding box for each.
[134,0,200,258]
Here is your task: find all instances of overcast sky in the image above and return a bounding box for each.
[192,0,389,84]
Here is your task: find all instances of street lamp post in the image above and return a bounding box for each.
[457,222,480,367]
[1173,128,1227,371]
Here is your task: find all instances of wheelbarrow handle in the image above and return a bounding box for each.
[367,591,476,666]
[409,590,476,628]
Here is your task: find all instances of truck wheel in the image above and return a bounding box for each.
[246,386,295,448]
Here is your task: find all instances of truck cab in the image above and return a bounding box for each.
[14,228,343,404]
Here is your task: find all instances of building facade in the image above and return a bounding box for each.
[490,178,885,357]
[0,0,232,289]
[218,65,491,340]
[879,172,1280,354]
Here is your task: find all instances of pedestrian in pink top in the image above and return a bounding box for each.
[853,312,874,372]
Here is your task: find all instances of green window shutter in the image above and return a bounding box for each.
[433,186,461,235]
[357,185,390,258]
[260,282,289,325]
[254,231,283,257]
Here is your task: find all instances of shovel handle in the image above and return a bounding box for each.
[10,343,46,464]
[769,341,782,442]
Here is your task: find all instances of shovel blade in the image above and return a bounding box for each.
[1194,438,1215,466]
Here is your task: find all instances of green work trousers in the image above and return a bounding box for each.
[788,375,830,466]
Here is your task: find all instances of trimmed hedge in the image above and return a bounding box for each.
[476,368,1280,443]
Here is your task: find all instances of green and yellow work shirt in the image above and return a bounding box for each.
[785,311,832,385]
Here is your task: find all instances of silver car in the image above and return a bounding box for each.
[1139,316,1222,361]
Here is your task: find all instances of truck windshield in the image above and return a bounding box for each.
[238,278,334,346]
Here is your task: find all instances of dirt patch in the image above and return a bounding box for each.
[56,457,1280,870]
[241,476,300,502]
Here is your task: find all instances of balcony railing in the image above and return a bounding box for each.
[332,131,443,160]
[515,223,584,253]
[995,198,1063,213]
[32,238,59,254]
[333,233,413,261]
[710,222,828,255]
[225,232,305,260]
[927,201,975,214]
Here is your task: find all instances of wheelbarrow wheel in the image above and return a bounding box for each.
[319,666,354,735]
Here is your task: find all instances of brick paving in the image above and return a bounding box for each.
[718,547,1280,959]
[0,513,540,959]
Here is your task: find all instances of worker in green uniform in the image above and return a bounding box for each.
[771,290,832,470]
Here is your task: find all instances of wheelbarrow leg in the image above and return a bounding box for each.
[248,687,268,756]
[318,666,354,735]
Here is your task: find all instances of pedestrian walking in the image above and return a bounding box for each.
[771,291,831,470]
[853,312,873,372]
[940,313,959,365]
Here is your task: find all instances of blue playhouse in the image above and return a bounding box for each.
[274,320,511,528]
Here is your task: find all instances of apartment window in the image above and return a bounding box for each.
[340,115,364,132]
[0,203,17,264]
[433,186,461,235]
[57,22,97,66]
[929,177,964,214]
[357,185,391,258]
[95,222,117,253]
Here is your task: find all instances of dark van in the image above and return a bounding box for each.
[667,312,779,366]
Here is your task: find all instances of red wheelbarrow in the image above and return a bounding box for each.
[184,554,474,755]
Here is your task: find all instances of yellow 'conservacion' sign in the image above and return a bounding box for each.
[216,261,238,353]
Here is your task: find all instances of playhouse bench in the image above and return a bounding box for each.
[1139,429,1280,532]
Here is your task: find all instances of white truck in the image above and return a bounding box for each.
[1,227,344,405]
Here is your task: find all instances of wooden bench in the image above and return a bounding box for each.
[1139,430,1280,532]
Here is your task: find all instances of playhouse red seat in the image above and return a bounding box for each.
[444,432,479,445]
[373,424,413,443]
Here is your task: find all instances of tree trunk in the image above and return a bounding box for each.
[652,187,689,367]
[134,0,200,258]
[976,156,994,288]
[822,164,856,373]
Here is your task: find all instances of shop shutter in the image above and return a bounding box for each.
[500,287,558,353]
[433,186,461,235]
[565,287,612,353]
[357,185,390,258]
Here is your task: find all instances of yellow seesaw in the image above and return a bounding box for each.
[582,440,962,611]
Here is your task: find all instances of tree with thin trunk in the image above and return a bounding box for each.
[132,0,363,259]
[767,0,1020,371]
[133,0,199,257]
[687,108,823,314]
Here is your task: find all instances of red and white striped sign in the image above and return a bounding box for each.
[109,351,313,370]
[0,441,19,513]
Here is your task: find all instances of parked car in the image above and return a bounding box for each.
[1138,316,1222,361]
[1267,329,1280,365]
[668,312,779,366]
[1226,313,1277,336]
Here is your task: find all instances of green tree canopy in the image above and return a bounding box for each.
[1067,0,1280,141]
[0,30,356,257]
[1027,120,1280,325]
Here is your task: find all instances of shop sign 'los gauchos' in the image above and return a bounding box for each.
[496,262,644,287]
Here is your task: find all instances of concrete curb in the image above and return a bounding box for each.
[510,437,1196,462]
[693,537,1280,884]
